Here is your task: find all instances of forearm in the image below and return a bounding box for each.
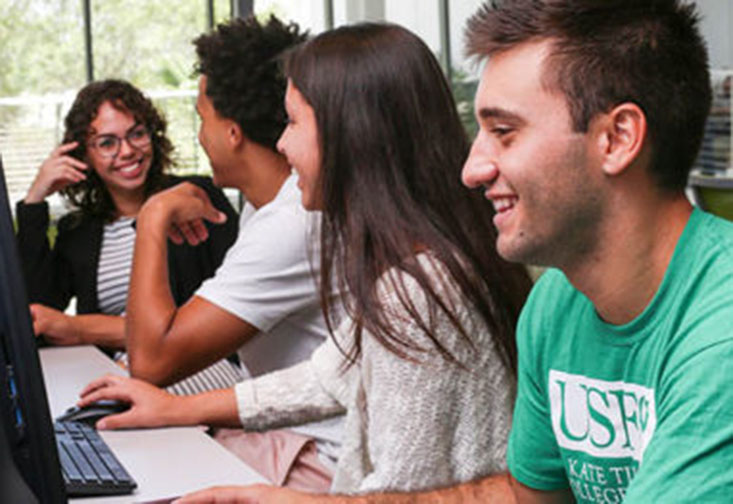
[126,202,177,382]
[236,344,346,431]
[293,474,515,504]
[181,387,241,428]
[72,314,126,349]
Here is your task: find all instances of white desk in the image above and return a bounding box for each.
[40,346,267,504]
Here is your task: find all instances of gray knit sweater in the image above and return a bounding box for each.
[234,255,514,494]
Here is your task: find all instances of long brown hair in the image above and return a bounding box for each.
[284,23,532,375]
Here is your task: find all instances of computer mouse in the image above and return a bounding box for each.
[55,399,130,426]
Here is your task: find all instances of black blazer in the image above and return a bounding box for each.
[15,175,239,314]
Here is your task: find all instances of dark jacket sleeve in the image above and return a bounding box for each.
[15,200,74,310]
[15,176,238,314]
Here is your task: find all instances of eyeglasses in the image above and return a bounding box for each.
[88,124,151,159]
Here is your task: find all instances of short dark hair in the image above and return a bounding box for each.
[285,23,532,375]
[61,79,172,221]
[466,0,711,192]
[193,15,306,151]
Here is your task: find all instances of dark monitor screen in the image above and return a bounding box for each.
[0,155,67,503]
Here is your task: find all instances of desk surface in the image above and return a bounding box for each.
[40,346,266,504]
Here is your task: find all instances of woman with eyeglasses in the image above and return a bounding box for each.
[15,80,238,360]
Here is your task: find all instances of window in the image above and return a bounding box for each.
[0,0,87,205]
[255,0,329,33]
[447,0,483,140]
[0,1,231,210]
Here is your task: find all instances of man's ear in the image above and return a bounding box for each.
[594,102,647,177]
[228,121,245,149]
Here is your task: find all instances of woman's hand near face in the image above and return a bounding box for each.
[78,374,189,430]
[24,142,88,203]
[139,182,228,246]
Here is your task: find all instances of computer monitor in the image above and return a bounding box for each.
[0,154,67,503]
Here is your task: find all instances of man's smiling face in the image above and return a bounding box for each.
[462,40,604,267]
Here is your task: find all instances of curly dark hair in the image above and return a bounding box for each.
[193,15,306,151]
[61,79,174,221]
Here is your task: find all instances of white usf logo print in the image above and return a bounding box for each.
[549,371,657,462]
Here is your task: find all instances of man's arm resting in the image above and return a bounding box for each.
[356,473,517,504]
[128,296,259,386]
[125,194,181,381]
[320,474,571,504]
[177,473,574,504]
[126,186,256,385]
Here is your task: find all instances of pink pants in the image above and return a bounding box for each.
[213,428,333,493]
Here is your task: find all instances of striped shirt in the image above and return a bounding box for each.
[115,352,245,396]
[97,217,135,316]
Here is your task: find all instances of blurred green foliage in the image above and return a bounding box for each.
[0,0,232,99]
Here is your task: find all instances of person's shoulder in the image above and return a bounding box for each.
[374,252,474,316]
[695,210,733,263]
[270,174,307,212]
[248,176,314,229]
[663,212,733,359]
[677,210,733,306]
[56,209,95,234]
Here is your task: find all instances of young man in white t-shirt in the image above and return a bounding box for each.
[120,17,342,488]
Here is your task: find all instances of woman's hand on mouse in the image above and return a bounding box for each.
[78,374,187,430]
[25,142,87,204]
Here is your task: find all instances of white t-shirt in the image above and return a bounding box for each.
[197,174,342,453]
[197,174,327,377]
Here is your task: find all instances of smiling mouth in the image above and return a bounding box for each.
[118,162,140,174]
[113,158,147,179]
[492,196,518,213]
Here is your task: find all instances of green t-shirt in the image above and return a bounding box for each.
[507,208,733,503]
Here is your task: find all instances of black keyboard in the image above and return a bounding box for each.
[54,421,137,496]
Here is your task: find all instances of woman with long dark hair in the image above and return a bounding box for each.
[79,24,532,497]
[16,80,241,389]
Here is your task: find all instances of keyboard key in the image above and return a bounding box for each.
[78,441,115,483]
[64,422,80,434]
[99,452,133,482]
[61,439,98,482]
[56,442,83,484]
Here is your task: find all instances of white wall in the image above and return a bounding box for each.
[255,0,328,32]
[696,0,733,69]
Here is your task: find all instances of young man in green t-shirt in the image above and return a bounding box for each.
[171,1,733,503]
[454,0,733,502]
